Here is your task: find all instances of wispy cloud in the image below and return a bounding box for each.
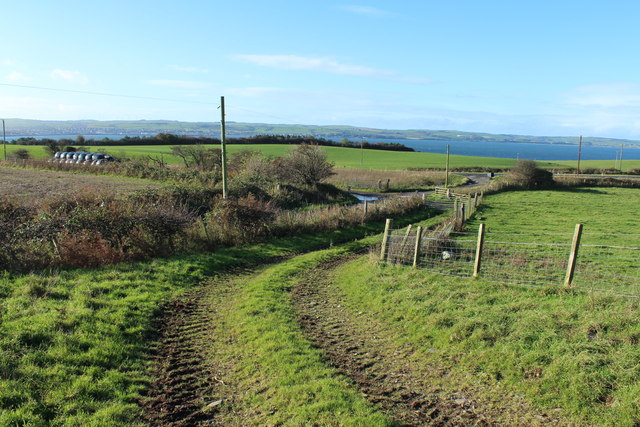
[50,69,88,84]
[170,65,209,73]
[233,54,432,85]
[3,59,17,66]
[6,71,31,82]
[146,79,211,89]
[233,54,392,77]
[339,5,388,17]
[564,83,640,108]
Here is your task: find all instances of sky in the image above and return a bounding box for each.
[2,0,640,138]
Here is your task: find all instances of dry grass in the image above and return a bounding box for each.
[327,168,465,191]
[0,166,162,206]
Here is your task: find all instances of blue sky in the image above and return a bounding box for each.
[2,0,640,138]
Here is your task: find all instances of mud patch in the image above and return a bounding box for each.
[140,287,224,426]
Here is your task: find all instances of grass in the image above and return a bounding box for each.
[0,207,434,425]
[9,143,640,171]
[331,256,640,426]
[468,187,639,245]
[202,242,392,425]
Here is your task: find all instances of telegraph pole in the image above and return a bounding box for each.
[619,143,624,171]
[2,120,6,161]
[220,96,228,199]
[577,135,582,174]
[444,144,450,188]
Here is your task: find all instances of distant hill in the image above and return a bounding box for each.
[3,118,640,147]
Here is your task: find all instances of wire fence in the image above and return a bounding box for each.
[382,226,640,296]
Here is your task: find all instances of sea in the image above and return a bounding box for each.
[5,134,640,161]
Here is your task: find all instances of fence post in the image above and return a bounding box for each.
[363,200,368,216]
[400,224,413,250]
[380,218,393,262]
[413,226,422,268]
[460,203,465,222]
[564,223,584,288]
[473,224,485,278]
[454,199,459,218]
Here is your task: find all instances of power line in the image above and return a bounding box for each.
[0,82,219,105]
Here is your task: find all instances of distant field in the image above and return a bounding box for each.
[0,167,162,205]
[5,143,640,171]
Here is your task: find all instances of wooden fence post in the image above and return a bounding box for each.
[413,226,423,268]
[473,224,485,278]
[363,200,368,216]
[454,199,459,218]
[564,223,583,287]
[380,218,393,262]
[400,224,413,250]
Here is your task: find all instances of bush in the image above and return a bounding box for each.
[507,160,554,189]
[280,144,334,187]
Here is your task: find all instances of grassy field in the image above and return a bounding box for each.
[330,187,640,425]
[7,143,640,171]
[333,256,640,426]
[0,207,433,425]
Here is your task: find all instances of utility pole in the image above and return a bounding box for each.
[220,96,228,200]
[360,137,364,166]
[577,135,582,174]
[619,143,624,171]
[2,120,6,161]
[444,144,450,188]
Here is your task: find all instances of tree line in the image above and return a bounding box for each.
[12,134,415,152]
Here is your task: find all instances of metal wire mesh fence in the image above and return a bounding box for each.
[382,225,640,295]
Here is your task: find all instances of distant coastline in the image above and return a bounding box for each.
[3,118,640,148]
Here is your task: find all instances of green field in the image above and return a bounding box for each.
[7,143,640,171]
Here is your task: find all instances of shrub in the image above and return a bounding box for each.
[280,144,334,187]
[507,160,554,189]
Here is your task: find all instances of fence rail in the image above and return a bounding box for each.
[381,224,640,295]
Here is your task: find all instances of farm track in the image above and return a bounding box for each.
[141,244,568,425]
[292,255,567,426]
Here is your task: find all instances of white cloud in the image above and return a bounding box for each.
[233,54,392,77]
[339,5,388,16]
[6,71,31,82]
[50,69,89,84]
[563,83,640,108]
[170,65,209,73]
[3,59,17,66]
[145,79,211,89]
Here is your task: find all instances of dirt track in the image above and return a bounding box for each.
[141,250,567,425]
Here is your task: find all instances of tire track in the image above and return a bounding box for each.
[141,287,221,426]
[292,255,564,426]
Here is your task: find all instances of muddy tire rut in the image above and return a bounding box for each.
[141,285,227,426]
[292,255,563,426]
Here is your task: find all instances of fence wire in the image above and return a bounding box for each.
[383,228,640,295]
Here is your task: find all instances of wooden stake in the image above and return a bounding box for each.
[400,224,413,250]
[473,224,485,277]
[564,223,583,287]
[413,226,423,268]
[380,218,393,261]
